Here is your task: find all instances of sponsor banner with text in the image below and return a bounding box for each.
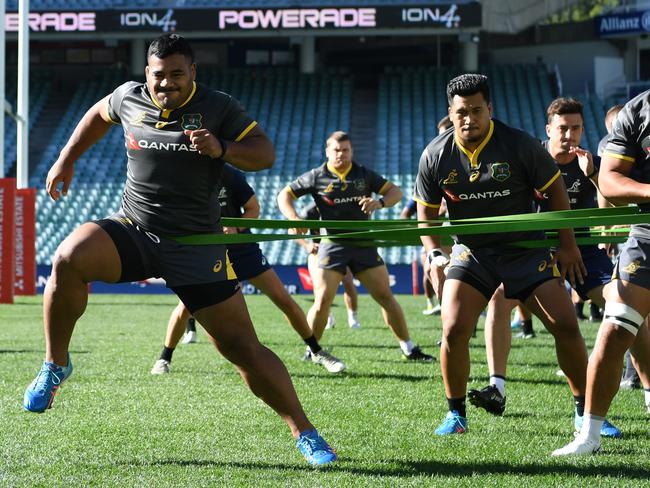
[5,3,480,33]
[15,189,37,296]
[0,179,17,304]
[36,264,418,295]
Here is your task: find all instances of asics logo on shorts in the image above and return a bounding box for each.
[623,260,641,274]
[213,260,223,273]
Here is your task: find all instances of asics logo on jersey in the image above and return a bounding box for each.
[213,260,223,273]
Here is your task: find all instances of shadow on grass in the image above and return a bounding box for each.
[291,371,432,382]
[0,349,90,355]
[119,458,650,479]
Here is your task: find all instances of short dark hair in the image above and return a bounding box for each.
[437,115,452,131]
[147,34,195,64]
[546,97,583,124]
[446,74,490,106]
[326,130,351,146]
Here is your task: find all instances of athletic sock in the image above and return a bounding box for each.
[490,375,506,397]
[589,302,603,320]
[521,319,534,334]
[644,388,650,408]
[426,298,434,308]
[623,350,636,377]
[347,310,358,322]
[160,346,174,362]
[574,395,586,417]
[399,339,414,355]
[447,397,466,418]
[579,413,604,441]
[303,335,322,355]
[187,317,196,333]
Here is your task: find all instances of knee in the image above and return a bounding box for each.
[372,290,394,308]
[219,336,262,366]
[443,321,473,346]
[51,243,83,279]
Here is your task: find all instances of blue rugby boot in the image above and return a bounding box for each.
[23,354,73,413]
[296,429,337,466]
[574,413,622,439]
[434,410,468,435]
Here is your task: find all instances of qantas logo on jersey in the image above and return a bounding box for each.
[443,189,511,201]
[126,132,197,152]
[321,195,363,206]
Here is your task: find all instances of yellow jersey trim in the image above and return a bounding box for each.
[149,81,197,119]
[234,121,258,142]
[326,162,353,182]
[378,181,391,195]
[285,186,298,199]
[536,169,561,192]
[603,151,635,163]
[413,197,441,209]
[454,120,494,169]
[101,105,119,125]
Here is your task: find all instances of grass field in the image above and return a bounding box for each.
[1,293,649,487]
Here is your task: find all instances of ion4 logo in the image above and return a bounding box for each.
[120,9,177,32]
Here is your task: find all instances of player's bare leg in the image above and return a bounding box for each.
[308,269,343,341]
[193,291,312,437]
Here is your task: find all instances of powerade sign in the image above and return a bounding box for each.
[596,10,650,37]
[36,264,417,295]
[6,3,480,33]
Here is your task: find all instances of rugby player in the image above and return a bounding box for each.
[23,34,336,466]
[553,89,650,456]
[468,98,621,438]
[415,74,590,435]
[277,131,434,363]
[151,164,345,375]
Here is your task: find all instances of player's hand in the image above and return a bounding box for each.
[288,219,307,235]
[426,261,446,301]
[552,244,586,289]
[569,147,594,178]
[223,226,238,234]
[184,129,224,159]
[46,159,75,201]
[359,197,382,214]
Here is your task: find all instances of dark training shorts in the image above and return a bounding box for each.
[612,236,650,292]
[446,244,560,302]
[228,243,272,282]
[573,245,613,300]
[317,241,384,275]
[95,213,239,313]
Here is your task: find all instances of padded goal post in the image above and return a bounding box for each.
[0,178,36,303]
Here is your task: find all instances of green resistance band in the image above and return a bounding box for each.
[171,206,647,246]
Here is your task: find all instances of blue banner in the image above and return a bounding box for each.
[36,264,419,295]
[595,10,650,37]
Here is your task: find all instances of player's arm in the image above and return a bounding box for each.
[599,155,650,205]
[277,186,307,234]
[186,124,274,171]
[544,176,586,287]
[46,95,113,201]
[224,195,260,234]
[359,181,402,214]
[417,200,446,300]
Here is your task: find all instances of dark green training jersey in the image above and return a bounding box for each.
[603,89,650,239]
[106,81,257,236]
[414,119,561,248]
[287,161,389,235]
